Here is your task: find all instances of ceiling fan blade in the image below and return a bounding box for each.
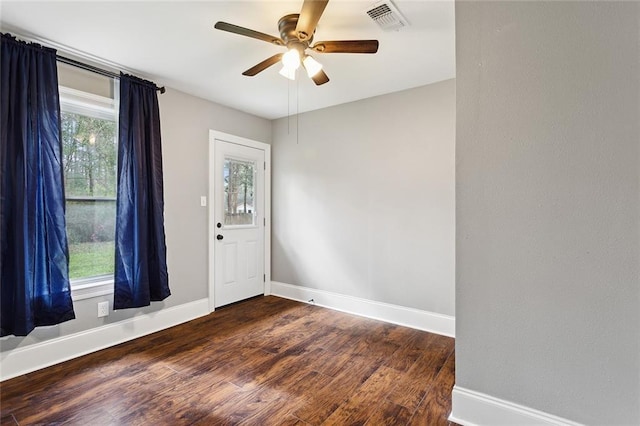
[295,0,329,41]
[242,54,284,76]
[311,40,379,54]
[310,69,330,86]
[214,22,284,46]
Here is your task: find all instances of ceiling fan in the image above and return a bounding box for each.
[214,0,379,86]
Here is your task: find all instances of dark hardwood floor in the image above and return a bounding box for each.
[0,296,456,425]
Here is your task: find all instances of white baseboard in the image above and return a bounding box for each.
[449,386,584,426]
[0,298,209,382]
[270,281,455,338]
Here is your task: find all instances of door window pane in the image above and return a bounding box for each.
[224,158,255,226]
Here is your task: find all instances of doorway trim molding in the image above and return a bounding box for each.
[208,130,271,313]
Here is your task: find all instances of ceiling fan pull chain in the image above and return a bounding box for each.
[287,77,290,135]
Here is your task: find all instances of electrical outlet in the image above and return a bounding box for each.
[97,301,109,318]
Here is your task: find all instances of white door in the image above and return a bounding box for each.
[213,139,265,307]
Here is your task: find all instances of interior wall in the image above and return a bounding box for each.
[57,62,113,98]
[271,80,456,316]
[455,1,640,424]
[0,68,271,352]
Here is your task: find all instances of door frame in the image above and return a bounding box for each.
[208,130,271,313]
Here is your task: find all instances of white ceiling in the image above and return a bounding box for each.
[0,0,455,120]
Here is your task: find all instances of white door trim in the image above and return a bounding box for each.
[208,130,271,313]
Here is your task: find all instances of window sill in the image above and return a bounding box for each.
[71,277,114,301]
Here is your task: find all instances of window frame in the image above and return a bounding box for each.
[59,84,119,299]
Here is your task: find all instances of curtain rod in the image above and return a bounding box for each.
[57,55,166,94]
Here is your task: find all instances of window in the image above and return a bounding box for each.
[224,158,256,226]
[59,86,118,283]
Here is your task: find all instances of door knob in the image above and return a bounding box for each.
[216,234,224,240]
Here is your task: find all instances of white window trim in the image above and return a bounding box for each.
[71,277,114,301]
[60,85,118,298]
[59,86,117,120]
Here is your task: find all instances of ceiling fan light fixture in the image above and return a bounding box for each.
[279,65,297,80]
[281,49,301,70]
[303,55,323,78]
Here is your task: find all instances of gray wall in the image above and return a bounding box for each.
[0,68,271,352]
[271,80,456,316]
[455,1,639,424]
[57,62,113,98]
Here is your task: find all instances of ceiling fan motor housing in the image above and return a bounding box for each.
[278,14,314,48]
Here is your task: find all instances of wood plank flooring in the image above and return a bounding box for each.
[0,296,457,425]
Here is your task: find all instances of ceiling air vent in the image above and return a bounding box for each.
[365,1,409,32]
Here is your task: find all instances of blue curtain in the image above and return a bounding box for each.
[0,33,75,336]
[114,73,170,309]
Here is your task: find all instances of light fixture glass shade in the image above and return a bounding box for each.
[303,56,323,78]
[279,65,296,80]
[282,49,301,70]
